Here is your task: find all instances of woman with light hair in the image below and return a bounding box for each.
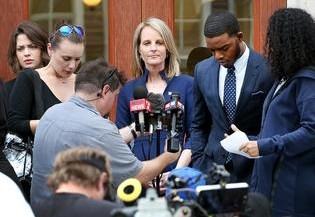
[116,17,194,180]
[8,22,85,201]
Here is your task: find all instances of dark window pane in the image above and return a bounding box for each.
[175,0,253,73]
[29,0,109,61]
[30,1,49,13]
[53,0,72,12]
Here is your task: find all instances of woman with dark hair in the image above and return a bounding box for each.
[6,21,49,94]
[0,21,49,195]
[238,8,315,216]
[7,21,85,200]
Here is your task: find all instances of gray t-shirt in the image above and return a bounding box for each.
[31,96,143,207]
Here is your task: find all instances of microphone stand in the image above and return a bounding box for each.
[155,128,161,196]
[152,114,163,196]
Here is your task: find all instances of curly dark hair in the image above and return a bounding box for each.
[265,8,315,80]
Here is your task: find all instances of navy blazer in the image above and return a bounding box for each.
[252,68,315,217]
[190,49,273,183]
[116,70,193,171]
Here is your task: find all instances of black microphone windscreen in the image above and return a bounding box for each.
[147,92,165,111]
[133,85,148,99]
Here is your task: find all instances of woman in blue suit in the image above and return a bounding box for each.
[116,18,193,174]
[239,8,315,217]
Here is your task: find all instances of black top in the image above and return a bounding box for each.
[0,80,8,150]
[0,80,23,189]
[7,69,61,139]
[33,192,122,217]
[5,78,15,101]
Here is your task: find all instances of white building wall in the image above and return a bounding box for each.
[287,0,315,17]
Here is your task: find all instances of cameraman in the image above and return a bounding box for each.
[33,146,122,217]
[31,58,180,208]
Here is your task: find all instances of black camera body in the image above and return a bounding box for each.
[111,161,250,217]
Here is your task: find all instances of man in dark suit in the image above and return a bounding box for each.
[190,11,273,183]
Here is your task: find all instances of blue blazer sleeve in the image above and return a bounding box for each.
[258,76,315,157]
[116,82,133,128]
[190,64,212,168]
[180,75,194,150]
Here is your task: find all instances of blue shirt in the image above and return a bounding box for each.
[31,96,143,207]
[116,70,193,171]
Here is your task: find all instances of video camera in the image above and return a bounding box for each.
[111,164,249,217]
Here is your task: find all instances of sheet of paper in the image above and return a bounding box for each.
[220,131,259,159]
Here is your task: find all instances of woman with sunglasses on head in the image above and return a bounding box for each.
[7,21,85,200]
[116,18,194,187]
[8,22,84,139]
[0,21,49,197]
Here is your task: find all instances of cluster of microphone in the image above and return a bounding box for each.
[129,85,184,153]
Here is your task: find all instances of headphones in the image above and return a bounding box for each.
[87,86,110,102]
[87,91,102,102]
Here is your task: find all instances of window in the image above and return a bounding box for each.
[175,0,253,74]
[29,0,108,62]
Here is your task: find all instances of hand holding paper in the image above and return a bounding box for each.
[220,131,260,158]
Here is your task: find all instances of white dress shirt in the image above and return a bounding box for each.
[219,43,250,105]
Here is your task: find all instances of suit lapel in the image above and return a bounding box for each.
[235,52,260,116]
[261,81,278,125]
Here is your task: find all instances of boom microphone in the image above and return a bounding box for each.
[130,86,149,135]
[117,178,143,204]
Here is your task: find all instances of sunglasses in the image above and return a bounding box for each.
[101,69,117,87]
[58,25,85,38]
[100,69,118,92]
[104,69,116,82]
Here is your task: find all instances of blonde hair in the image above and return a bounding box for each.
[47,146,111,191]
[132,17,180,78]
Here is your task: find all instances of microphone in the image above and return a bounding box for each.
[147,92,165,112]
[164,93,185,114]
[117,178,143,205]
[164,92,184,153]
[146,92,165,134]
[130,86,149,135]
